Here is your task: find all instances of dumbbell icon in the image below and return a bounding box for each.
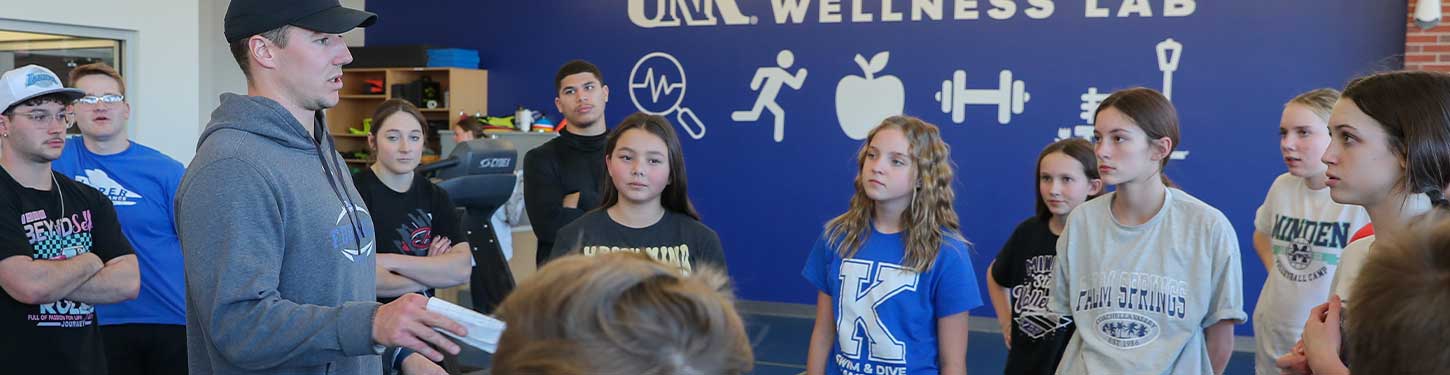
[934,69,1030,125]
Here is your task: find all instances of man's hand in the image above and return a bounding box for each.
[562,192,581,209]
[401,353,448,375]
[373,294,467,361]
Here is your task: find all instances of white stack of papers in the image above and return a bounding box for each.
[425,297,505,353]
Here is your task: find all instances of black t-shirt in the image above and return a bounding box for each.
[550,210,727,273]
[0,168,133,375]
[990,217,1074,375]
[353,169,465,303]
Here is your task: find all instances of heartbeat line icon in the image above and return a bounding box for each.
[627,52,706,140]
[630,67,685,103]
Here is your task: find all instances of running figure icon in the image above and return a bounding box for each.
[732,49,808,142]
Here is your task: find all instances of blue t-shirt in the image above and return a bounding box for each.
[53,137,187,326]
[802,228,982,375]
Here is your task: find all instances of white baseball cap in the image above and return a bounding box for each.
[0,65,85,114]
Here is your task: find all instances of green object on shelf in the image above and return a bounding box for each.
[483,116,515,128]
[349,118,372,135]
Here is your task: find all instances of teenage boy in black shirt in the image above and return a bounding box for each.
[525,60,611,266]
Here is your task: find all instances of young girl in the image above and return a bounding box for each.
[549,112,726,272]
[987,138,1102,375]
[1048,88,1245,375]
[1277,71,1450,374]
[491,252,753,374]
[352,99,473,374]
[803,115,981,375]
[450,114,485,144]
[1250,89,1370,375]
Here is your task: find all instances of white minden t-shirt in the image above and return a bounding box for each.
[1331,193,1432,305]
[1253,173,1369,329]
[1050,188,1247,375]
[1328,236,1373,308]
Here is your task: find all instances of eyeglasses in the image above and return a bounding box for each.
[15,111,76,128]
[76,94,124,105]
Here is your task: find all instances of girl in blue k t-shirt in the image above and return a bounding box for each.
[803,115,981,375]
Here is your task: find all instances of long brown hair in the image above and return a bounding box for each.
[1035,138,1101,222]
[599,112,702,220]
[1095,87,1180,187]
[492,252,753,374]
[1341,71,1450,208]
[824,115,966,272]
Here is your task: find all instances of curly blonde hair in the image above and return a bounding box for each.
[491,252,753,374]
[824,115,966,272]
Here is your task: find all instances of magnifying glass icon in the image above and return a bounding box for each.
[628,52,706,139]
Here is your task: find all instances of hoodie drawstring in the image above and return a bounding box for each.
[313,117,366,254]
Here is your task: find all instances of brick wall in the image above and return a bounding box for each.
[1406,0,1450,71]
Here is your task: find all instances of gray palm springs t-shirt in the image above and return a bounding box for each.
[1049,188,1246,375]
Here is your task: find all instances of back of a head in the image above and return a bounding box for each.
[492,252,753,375]
[1347,211,1450,374]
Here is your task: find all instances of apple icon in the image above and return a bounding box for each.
[835,51,905,140]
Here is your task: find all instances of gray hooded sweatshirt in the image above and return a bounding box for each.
[178,94,381,374]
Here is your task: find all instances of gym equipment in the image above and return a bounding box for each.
[934,69,1030,125]
[418,139,518,314]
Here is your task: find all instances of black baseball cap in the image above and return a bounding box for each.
[224,0,377,43]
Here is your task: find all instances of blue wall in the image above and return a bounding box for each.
[366,0,1405,335]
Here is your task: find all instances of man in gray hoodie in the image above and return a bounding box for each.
[176,1,465,374]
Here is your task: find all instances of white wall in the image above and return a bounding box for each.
[199,0,248,149]
[8,0,367,165]
[5,0,201,163]
[341,0,367,46]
